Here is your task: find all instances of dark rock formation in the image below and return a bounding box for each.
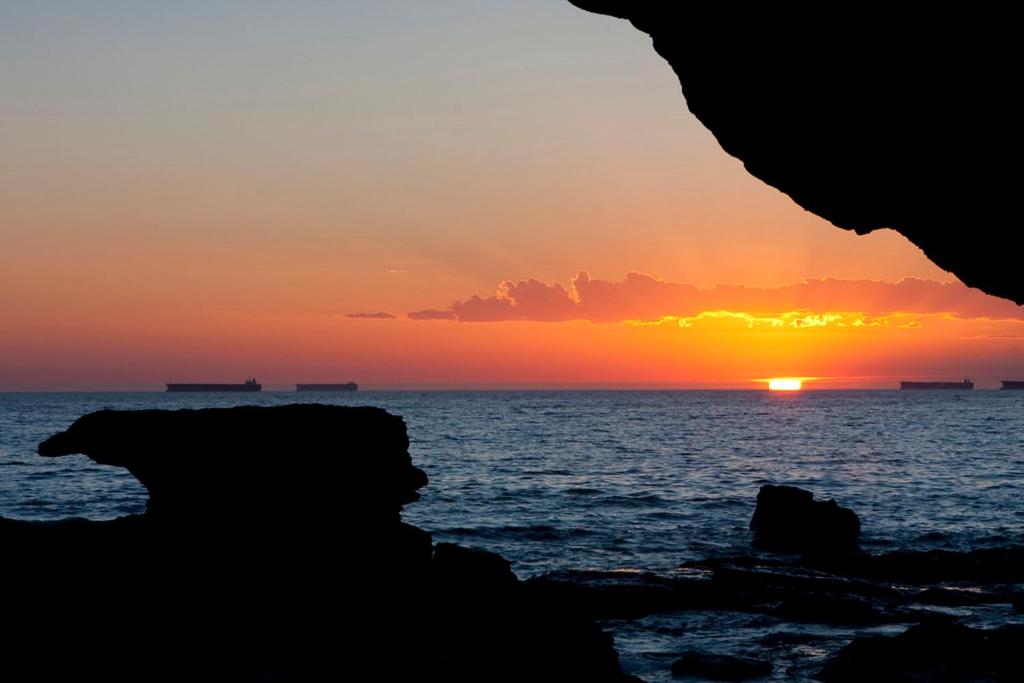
[431,544,640,682]
[671,651,771,682]
[36,404,427,522]
[816,622,1024,682]
[433,541,520,593]
[809,544,1024,584]
[2,405,635,682]
[688,543,1024,590]
[750,485,860,552]
[567,3,1023,305]
[683,549,1024,613]
[529,563,920,627]
[528,569,701,620]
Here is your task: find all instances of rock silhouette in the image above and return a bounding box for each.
[750,484,860,552]
[816,622,1024,682]
[37,405,430,524]
[36,404,428,523]
[2,405,636,682]
[567,3,1022,305]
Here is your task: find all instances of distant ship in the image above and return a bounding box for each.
[167,378,262,392]
[1002,380,1024,390]
[900,379,974,390]
[296,383,358,392]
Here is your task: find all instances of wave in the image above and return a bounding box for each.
[594,493,668,508]
[564,487,602,496]
[438,524,594,542]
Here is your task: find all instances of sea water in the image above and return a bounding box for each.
[2,390,1022,679]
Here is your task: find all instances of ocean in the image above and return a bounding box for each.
[2,390,1022,680]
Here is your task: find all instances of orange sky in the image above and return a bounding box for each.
[1,2,1021,390]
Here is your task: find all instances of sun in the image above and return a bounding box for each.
[768,378,803,391]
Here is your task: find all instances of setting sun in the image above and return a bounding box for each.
[768,378,803,391]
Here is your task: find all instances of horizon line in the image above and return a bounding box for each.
[3,384,1021,393]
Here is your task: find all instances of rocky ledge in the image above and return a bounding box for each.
[1,405,637,682]
[818,622,1024,682]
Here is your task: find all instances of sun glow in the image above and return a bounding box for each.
[768,378,803,391]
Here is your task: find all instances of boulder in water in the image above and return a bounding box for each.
[750,485,860,552]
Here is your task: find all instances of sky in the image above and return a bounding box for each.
[1,1,1021,390]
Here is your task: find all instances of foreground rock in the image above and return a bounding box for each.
[816,622,1024,681]
[36,404,428,523]
[671,651,771,681]
[750,485,860,552]
[431,543,636,681]
[2,405,636,682]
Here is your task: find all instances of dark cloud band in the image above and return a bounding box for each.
[405,272,1023,324]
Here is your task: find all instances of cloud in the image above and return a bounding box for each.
[406,272,1024,324]
[345,311,397,320]
[448,280,578,322]
[407,309,457,320]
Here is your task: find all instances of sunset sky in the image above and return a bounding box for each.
[2,1,1022,390]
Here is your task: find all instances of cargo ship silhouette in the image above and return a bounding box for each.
[1002,380,1024,390]
[166,378,262,392]
[900,379,974,390]
[296,383,358,391]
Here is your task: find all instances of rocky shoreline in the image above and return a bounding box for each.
[532,486,1024,680]
[2,404,1022,680]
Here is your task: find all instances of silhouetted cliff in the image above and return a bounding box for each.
[568,3,1022,305]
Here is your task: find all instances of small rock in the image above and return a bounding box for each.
[750,485,859,552]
